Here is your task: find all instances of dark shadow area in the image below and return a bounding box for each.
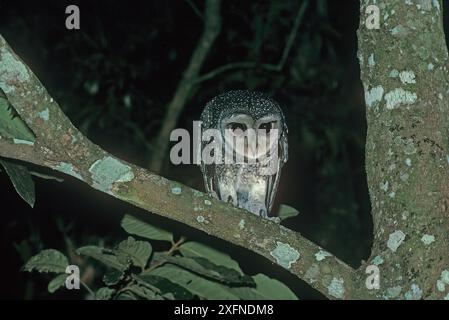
[2,0,430,299]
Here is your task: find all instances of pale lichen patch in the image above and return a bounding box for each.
[383,286,402,300]
[270,242,300,269]
[387,230,406,252]
[404,284,422,300]
[437,270,449,292]
[204,199,212,206]
[171,186,182,195]
[305,264,320,284]
[399,71,416,84]
[55,162,83,181]
[327,277,345,299]
[389,69,399,78]
[420,234,435,245]
[89,156,134,193]
[196,215,206,223]
[37,108,49,121]
[368,54,375,68]
[380,181,389,192]
[390,25,408,37]
[315,250,332,262]
[238,219,245,230]
[364,85,384,108]
[371,255,384,266]
[385,88,417,109]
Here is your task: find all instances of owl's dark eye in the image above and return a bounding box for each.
[259,122,273,133]
[229,122,247,132]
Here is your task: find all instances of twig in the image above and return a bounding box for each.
[195,0,309,84]
[148,0,222,173]
[30,171,64,182]
[184,0,204,21]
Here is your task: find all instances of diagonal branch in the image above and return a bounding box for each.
[0,34,359,299]
[148,0,222,173]
[194,0,309,84]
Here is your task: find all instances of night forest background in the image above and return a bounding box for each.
[0,0,447,299]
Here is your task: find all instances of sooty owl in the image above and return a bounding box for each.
[199,90,288,219]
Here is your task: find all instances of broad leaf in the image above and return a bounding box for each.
[95,287,116,300]
[133,274,195,300]
[124,285,161,300]
[150,265,241,300]
[23,249,68,273]
[0,96,34,141]
[232,274,298,300]
[277,204,300,221]
[48,274,67,293]
[121,214,172,242]
[115,236,152,270]
[77,246,127,271]
[0,160,35,207]
[179,241,242,273]
[165,256,254,286]
[103,268,124,286]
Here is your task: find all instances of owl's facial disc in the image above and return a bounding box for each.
[221,113,281,162]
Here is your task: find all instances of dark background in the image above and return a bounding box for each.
[0,0,447,299]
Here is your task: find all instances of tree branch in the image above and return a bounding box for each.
[0,34,357,299]
[194,0,308,84]
[148,0,222,173]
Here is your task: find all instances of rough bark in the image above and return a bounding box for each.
[357,0,449,299]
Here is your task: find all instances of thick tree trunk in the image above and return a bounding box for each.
[357,0,449,299]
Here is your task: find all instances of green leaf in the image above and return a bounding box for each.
[77,246,127,271]
[0,96,34,142]
[116,291,138,300]
[133,274,195,300]
[277,204,300,221]
[23,249,68,273]
[48,274,67,293]
[179,241,242,273]
[121,214,172,242]
[165,256,254,286]
[0,160,35,207]
[150,265,241,300]
[124,285,160,300]
[115,236,152,270]
[95,287,116,300]
[103,268,124,286]
[232,274,298,300]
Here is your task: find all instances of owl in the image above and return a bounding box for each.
[199,90,288,218]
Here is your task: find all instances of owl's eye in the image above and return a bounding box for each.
[229,122,247,132]
[259,122,273,133]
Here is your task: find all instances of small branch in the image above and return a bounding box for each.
[148,0,222,173]
[0,33,359,299]
[194,0,308,84]
[30,171,64,182]
[184,0,204,21]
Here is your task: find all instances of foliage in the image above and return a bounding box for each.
[22,214,298,300]
[0,95,35,207]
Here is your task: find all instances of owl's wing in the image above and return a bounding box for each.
[265,131,288,214]
[200,162,218,198]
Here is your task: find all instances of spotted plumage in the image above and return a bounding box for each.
[200,90,288,218]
